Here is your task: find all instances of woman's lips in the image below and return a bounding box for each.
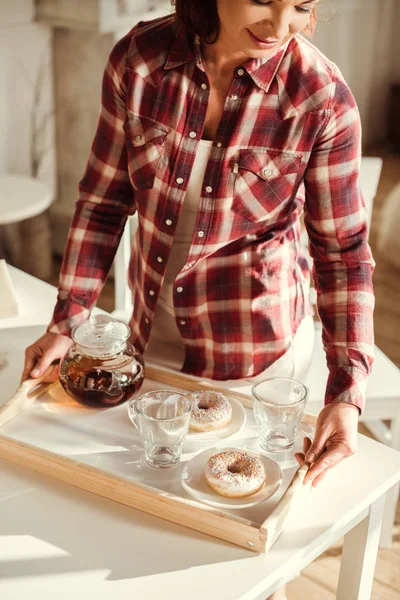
[247,29,280,48]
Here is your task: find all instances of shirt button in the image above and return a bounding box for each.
[216,142,222,148]
[263,168,272,178]
[165,218,173,226]
[177,286,183,293]
[149,290,155,296]
[176,177,184,184]
[237,68,245,76]
[145,318,149,324]
[157,256,163,263]
[205,186,213,193]
[231,94,239,101]
[189,131,197,139]
[201,83,208,90]
[197,230,205,238]
[134,135,143,143]
[179,320,186,325]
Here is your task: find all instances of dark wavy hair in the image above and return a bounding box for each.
[171,0,221,43]
[171,0,318,44]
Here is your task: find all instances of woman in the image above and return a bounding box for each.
[22,2,374,595]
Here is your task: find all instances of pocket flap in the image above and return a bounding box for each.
[123,115,170,147]
[237,149,301,181]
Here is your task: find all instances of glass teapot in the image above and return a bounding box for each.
[59,314,144,408]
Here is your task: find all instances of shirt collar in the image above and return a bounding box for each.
[164,24,196,70]
[164,24,294,94]
[243,38,294,93]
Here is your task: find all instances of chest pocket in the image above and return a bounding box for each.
[233,149,302,223]
[123,115,170,190]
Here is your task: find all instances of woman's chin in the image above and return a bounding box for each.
[244,45,281,59]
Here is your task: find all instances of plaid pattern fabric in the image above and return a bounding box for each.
[49,15,375,412]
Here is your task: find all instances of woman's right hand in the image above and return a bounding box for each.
[21,332,74,384]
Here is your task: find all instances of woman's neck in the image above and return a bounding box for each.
[200,36,248,79]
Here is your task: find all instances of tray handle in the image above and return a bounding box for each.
[259,462,311,552]
[0,371,56,429]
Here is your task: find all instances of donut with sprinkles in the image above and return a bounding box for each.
[187,391,232,432]
[205,449,267,498]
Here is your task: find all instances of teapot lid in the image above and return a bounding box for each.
[71,314,130,356]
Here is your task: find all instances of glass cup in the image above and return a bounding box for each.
[251,377,308,453]
[128,390,193,468]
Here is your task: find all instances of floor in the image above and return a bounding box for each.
[48,146,400,599]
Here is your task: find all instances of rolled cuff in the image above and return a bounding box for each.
[324,366,370,415]
[47,292,92,338]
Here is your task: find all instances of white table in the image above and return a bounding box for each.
[0,265,58,330]
[1,269,400,600]
[0,265,104,332]
[305,323,400,547]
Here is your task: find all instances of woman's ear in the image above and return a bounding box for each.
[303,9,317,38]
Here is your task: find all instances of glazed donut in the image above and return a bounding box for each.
[187,391,232,432]
[205,449,266,498]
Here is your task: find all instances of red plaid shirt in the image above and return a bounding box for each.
[49,15,375,413]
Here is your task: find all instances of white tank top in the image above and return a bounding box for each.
[146,139,213,360]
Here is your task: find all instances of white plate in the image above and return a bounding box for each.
[186,395,246,442]
[181,446,282,509]
[127,395,246,444]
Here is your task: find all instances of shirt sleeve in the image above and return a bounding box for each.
[47,33,135,337]
[303,71,375,414]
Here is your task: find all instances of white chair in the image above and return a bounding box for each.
[112,213,137,322]
[359,157,384,231]
[0,174,52,226]
[0,174,53,281]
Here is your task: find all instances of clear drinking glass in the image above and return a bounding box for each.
[128,390,193,468]
[251,377,308,453]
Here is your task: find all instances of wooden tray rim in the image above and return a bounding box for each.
[0,363,316,553]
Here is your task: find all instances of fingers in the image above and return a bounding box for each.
[304,444,349,486]
[294,437,313,465]
[295,452,305,465]
[303,436,312,455]
[20,333,72,386]
[20,352,36,384]
[31,348,60,378]
[311,469,329,487]
[41,363,59,383]
[22,346,59,384]
[305,428,328,464]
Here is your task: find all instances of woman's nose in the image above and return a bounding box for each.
[265,11,291,40]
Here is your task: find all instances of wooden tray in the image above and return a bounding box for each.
[0,364,315,553]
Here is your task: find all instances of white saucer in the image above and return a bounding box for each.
[181,446,282,509]
[186,396,246,443]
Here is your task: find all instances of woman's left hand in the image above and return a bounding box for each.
[295,403,359,487]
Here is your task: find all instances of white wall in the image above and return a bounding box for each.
[51,28,113,255]
[312,0,396,147]
[0,0,34,25]
[0,1,56,196]
[47,0,170,254]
